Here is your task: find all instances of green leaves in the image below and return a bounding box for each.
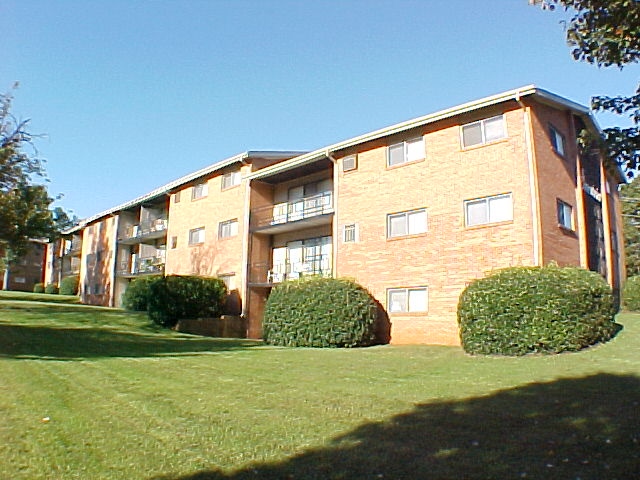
[263,277,378,348]
[457,265,617,355]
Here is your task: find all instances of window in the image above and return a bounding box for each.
[343,155,357,172]
[219,219,239,239]
[387,137,425,167]
[222,170,241,190]
[192,182,208,200]
[343,223,357,243]
[549,125,566,157]
[461,115,506,148]
[387,209,427,238]
[464,193,513,227]
[170,236,178,249]
[387,287,428,313]
[174,191,181,203]
[14,276,26,284]
[189,227,205,245]
[557,199,573,230]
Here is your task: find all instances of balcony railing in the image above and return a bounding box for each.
[116,256,165,277]
[63,243,82,256]
[249,255,332,284]
[250,192,333,230]
[120,218,168,241]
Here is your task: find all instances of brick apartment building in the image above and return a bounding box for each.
[2,239,47,292]
[45,86,626,345]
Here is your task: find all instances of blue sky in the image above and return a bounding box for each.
[3,0,638,219]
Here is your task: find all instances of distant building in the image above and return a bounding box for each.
[1,240,47,292]
[46,86,626,344]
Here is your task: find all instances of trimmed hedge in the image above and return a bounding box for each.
[623,275,640,311]
[457,265,618,355]
[122,275,164,311]
[33,283,45,293]
[59,276,79,296]
[44,283,59,295]
[147,275,227,328]
[263,277,378,347]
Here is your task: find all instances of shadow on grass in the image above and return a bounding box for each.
[151,373,640,480]
[0,323,261,361]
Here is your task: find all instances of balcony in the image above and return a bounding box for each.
[116,256,165,278]
[250,192,333,234]
[119,218,168,244]
[249,255,332,286]
[63,243,83,256]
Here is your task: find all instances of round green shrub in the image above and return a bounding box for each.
[263,277,378,347]
[457,265,618,355]
[59,276,79,296]
[33,282,45,293]
[44,283,59,295]
[122,275,164,311]
[623,275,640,311]
[147,275,227,328]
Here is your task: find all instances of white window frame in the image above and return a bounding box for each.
[387,287,428,313]
[461,115,506,148]
[343,223,358,243]
[387,208,427,238]
[218,273,235,291]
[14,276,26,284]
[343,155,357,172]
[549,124,566,157]
[557,199,574,230]
[464,193,513,227]
[222,170,241,190]
[188,227,205,245]
[192,182,208,200]
[218,219,239,239]
[387,137,425,167]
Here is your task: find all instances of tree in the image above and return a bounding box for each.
[0,86,73,282]
[534,0,639,174]
[620,179,640,277]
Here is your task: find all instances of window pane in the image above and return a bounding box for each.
[484,116,505,142]
[408,288,427,312]
[388,214,407,237]
[388,289,407,313]
[488,195,513,223]
[407,210,427,234]
[406,138,425,162]
[466,199,488,226]
[462,123,482,147]
[388,143,405,166]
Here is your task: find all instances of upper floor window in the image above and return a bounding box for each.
[387,137,425,167]
[170,236,178,249]
[192,182,208,200]
[557,199,574,230]
[387,287,428,313]
[189,227,205,245]
[461,115,506,148]
[342,155,357,172]
[387,208,427,238]
[174,191,181,203]
[222,170,241,190]
[219,219,239,239]
[549,125,566,157]
[465,193,513,227]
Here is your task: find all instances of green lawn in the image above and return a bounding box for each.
[1,299,639,479]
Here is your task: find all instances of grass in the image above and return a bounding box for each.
[0,289,81,304]
[0,300,639,479]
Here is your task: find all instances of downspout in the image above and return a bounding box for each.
[517,92,542,266]
[326,150,338,278]
[240,174,252,323]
